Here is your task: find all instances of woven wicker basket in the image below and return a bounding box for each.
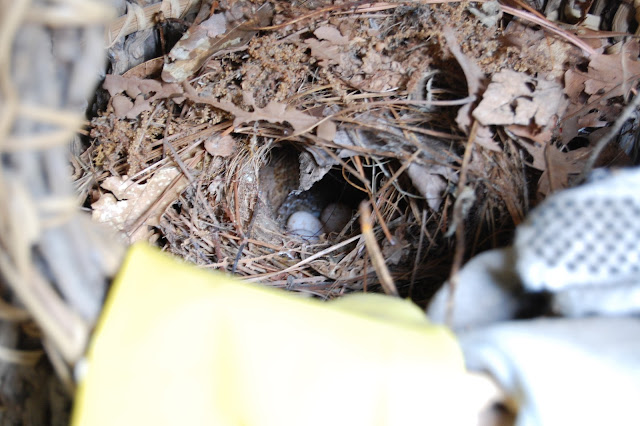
[0,0,127,422]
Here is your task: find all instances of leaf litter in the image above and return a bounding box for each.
[81,0,640,304]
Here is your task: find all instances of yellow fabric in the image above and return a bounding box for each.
[73,244,466,426]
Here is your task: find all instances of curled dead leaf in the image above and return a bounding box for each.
[162,5,273,83]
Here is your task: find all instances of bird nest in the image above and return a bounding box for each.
[79,0,637,303]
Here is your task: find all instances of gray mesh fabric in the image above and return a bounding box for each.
[515,168,640,292]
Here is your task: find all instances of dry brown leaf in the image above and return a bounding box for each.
[507,124,555,144]
[304,38,343,67]
[91,167,188,243]
[103,74,162,98]
[314,25,349,45]
[298,151,333,193]
[304,25,349,68]
[516,139,548,172]
[232,100,319,134]
[305,25,405,92]
[582,42,640,102]
[516,140,589,196]
[562,40,640,142]
[382,229,409,266]
[407,163,457,211]
[441,26,486,132]
[578,111,608,128]
[473,70,567,128]
[105,77,320,137]
[231,92,318,133]
[179,84,321,135]
[503,21,584,79]
[103,75,183,119]
[474,124,502,152]
[123,57,164,79]
[536,145,589,196]
[111,94,134,117]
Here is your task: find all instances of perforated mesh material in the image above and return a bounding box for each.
[515,168,640,291]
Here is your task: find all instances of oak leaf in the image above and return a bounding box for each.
[92,167,188,243]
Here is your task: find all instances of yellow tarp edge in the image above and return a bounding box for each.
[73,243,466,426]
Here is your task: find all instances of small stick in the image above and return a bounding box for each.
[581,87,640,179]
[409,208,428,298]
[359,201,399,297]
[127,151,202,237]
[232,195,260,274]
[246,234,362,282]
[446,121,479,324]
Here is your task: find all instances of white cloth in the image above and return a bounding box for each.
[427,248,527,331]
[459,318,640,426]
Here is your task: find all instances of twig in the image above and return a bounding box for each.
[359,201,399,297]
[245,234,363,282]
[158,101,196,183]
[500,4,597,56]
[127,151,202,237]
[232,195,260,274]
[257,1,374,30]
[581,89,640,178]
[409,208,428,297]
[353,155,396,244]
[446,121,479,324]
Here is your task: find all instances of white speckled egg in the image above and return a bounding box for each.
[321,203,352,234]
[287,211,323,241]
